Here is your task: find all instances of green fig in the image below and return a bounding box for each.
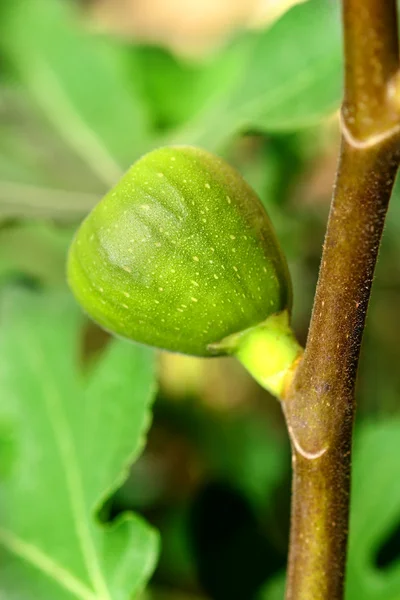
[68,146,292,358]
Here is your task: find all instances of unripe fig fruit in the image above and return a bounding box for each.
[68,146,292,358]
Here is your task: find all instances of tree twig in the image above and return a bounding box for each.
[282,2,400,598]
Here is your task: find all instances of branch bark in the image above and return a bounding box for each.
[283,2,400,599]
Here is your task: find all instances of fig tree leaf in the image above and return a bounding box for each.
[0,289,159,600]
[133,47,206,131]
[171,0,342,149]
[346,420,400,600]
[0,0,152,188]
[0,88,111,194]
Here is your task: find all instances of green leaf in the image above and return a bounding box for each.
[170,0,342,149]
[0,0,151,188]
[0,89,104,220]
[132,47,207,131]
[0,289,159,599]
[0,87,110,194]
[346,420,400,600]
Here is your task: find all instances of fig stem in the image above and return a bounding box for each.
[232,311,303,399]
[283,2,400,599]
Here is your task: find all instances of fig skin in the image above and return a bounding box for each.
[68,146,292,356]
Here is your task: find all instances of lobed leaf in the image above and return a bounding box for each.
[170,0,342,149]
[0,0,152,187]
[0,289,159,599]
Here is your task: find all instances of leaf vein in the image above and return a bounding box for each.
[24,339,112,600]
[0,528,98,600]
[27,60,122,188]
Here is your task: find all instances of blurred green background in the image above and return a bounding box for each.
[1,1,400,599]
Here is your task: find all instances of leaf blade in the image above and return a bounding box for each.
[170,0,342,149]
[0,0,152,185]
[0,289,158,599]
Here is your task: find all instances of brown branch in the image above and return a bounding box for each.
[343,0,399,138]
[282,2,400,599]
